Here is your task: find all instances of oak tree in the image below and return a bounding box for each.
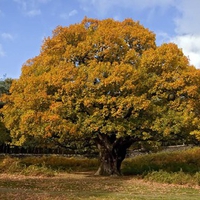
[2,18,200,175]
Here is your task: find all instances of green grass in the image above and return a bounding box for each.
[1,149,200,199]
[144,170,200,185]
[0,155,99,176]
[1,147,200,186]
[0,172,200,200]
[122,147,200,175]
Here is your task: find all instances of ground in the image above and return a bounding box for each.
[0,172,200,200]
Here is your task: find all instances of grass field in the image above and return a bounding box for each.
[1,148,200,199]
[0,172,200,200]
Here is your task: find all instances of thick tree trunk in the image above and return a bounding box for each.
[95,143,127,176]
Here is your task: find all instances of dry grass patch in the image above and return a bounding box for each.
[0,172,200,200]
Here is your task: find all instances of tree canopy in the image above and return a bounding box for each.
[1,18,200,175]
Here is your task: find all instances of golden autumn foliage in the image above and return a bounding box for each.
[1,18,200,175]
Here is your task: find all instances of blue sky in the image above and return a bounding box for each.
[0,0,199,78]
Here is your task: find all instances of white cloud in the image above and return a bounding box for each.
[60,9,78,19]
[37,0,51,3]
[174,0,200,35]
[1,33,14,40]
[78,0,176,16]
[118,0,175,10]
[13,0,43,17]
[26,9,41,17]
[13,0,27,10]
[156,31,171,45]
[69,9,78,17]
[172,35,200,68]
[0,44,5,57]
[170,0,200,68]
[60,13,68,19]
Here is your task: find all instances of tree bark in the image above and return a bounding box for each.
[95,136,131,176]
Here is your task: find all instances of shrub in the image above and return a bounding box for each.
[0,155,55,176]
[144,170,195,185]
[20,155,99,171]
[122,147,200,175]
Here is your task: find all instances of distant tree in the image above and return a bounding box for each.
[0,121,10,144]
[2,18,200,175]
[0,77,12,96]
[0,77,12,144]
